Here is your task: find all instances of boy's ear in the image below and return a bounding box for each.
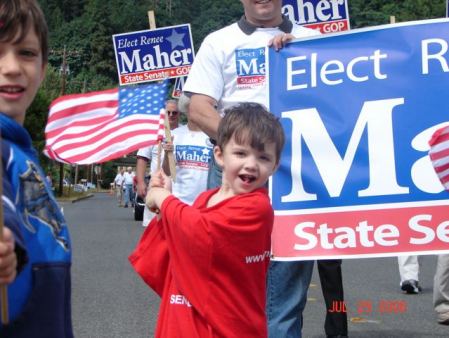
[273,161,280,174]
[213,145,224,168]
[40,63,47,83]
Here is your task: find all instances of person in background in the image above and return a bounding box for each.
[428,125,449,325]
[123,166,135,208]
[397,255,422,294]
[114,168,125,206]
[434,254,449,325]
[136,99,180,225]
[0,1,73,336]
[45,172,53,190]
[161,93,212,205]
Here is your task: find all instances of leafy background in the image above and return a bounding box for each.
[31,0,446,185]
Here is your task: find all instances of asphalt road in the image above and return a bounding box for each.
[64,193,448,338]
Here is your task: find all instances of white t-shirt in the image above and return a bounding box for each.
[183,20,319,113]
[171,125,213,205]
[137,145,163,175]
[123,171,134,185]
[114,173,124,186]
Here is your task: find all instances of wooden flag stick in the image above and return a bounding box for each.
[156,140,163,171]
[147,10,176,181]
[163,111,176,181]
[0,132,9,325]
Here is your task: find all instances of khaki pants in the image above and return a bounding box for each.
[116,185,123,205]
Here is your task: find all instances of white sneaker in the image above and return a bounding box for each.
[437,311,449,325]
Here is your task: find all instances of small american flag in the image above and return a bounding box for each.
[45,81,168,164]
[429,125,449,191]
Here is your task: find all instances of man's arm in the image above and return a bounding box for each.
[136,157,149,197]
[189,94,220,140]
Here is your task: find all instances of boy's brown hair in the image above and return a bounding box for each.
[0,0,48,63]
[217,102,285,164]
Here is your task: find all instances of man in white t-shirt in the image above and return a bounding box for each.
[162,94,212,206]
[136,99,180,225]
[114,168,125,206]
[183,2,347,338]
[123,166,135,208]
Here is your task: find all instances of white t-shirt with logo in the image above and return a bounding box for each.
[171,125,213,205]
[183,22,319,113]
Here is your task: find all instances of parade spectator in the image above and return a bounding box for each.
[123,166,135,208]
[0,1,73,336]
[45,172,53,187]
[114,168,125,206]
[428,126,449,325]
[398,255,422,294]
[434,254,449,325]
[161,94,212,205]
[136,99,180,225]
[130,103,284,337]
[183,1,347,337]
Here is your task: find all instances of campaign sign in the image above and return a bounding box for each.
[112,24,194,86]
[172,76,187,98]
[175,145,211,170]
[268,19,449,260]
[235,48,266,87]
[282,0,350,33]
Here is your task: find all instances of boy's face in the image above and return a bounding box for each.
[214,134,278,196]
[0,27,46,125]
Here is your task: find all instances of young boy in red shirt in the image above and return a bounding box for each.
[129,102,285,337]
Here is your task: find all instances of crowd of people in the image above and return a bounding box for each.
[1,0,448,337]
[114,166,136,208]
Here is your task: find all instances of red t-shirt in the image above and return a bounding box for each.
[129,187,273,337]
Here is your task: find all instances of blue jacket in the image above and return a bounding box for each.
[0,113,73,338]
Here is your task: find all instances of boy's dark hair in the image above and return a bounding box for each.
[217,102,285,163]
[0,0,48,63]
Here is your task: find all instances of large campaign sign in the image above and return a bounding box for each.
[112,24,194,86]
[282,0,350,33]
[268,18,449,260]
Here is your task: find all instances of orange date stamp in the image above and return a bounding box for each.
[328,299,408,315]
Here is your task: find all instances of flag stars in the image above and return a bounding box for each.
[118,81,169,117]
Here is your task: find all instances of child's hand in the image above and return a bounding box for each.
[0,227,17,285]
[150,170,172,191]
[146,170,173,214]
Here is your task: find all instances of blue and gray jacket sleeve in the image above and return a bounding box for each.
[2,142,28,273]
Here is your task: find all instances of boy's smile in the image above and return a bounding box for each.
[214,135,278,197]
[0,28,46,125]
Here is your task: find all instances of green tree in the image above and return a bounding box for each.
[85,0,117,83]
[349,0,446,28]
